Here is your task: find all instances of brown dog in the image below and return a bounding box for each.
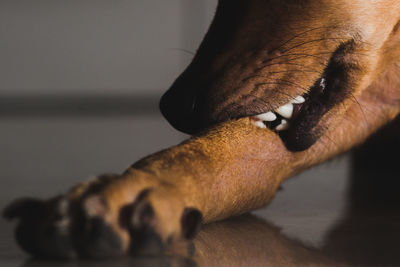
[4,0,400,259]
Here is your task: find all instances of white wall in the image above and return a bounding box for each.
[0,0,217,96]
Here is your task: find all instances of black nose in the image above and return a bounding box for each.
[159,87,201,134]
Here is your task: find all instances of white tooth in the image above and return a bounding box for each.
[275,119,289,131]
[252,120,267,129]
[255,112,277,121]
[275,103,294,119]
[291,95,305,104]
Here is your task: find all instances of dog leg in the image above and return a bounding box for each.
[4,64,400,258]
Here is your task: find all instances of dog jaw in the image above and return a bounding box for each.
[161,0,400,152]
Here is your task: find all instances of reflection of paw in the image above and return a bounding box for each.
[3,174,203,259]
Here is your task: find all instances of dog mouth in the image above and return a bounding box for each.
[249,42,355,151]
[250,91,310,132]
[250,76,329,151]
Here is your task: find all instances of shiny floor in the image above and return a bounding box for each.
[1,115,399,267]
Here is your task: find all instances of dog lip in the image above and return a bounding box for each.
[250,72,349,152]
[249,76,329,151]
[281,129,320,151]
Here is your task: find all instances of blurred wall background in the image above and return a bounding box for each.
[0,0,217,97]
[0,0,221,213]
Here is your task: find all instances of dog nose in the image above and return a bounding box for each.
[159,87,200,134]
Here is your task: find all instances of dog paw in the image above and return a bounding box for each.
[3,174,203,259]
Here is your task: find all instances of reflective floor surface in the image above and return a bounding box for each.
[1,115,399,266]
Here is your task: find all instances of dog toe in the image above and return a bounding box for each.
[4,196,76,259]
[118,189,203,256]
[72,195,125,259]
